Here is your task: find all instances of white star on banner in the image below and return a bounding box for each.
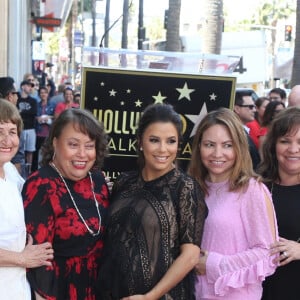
[176,82,195,101]
[209,93,217,101]
[126,89,131,94]
[135,99,142,107]
[109,89,117,96]
[185,102,208,137]
[153,91,167,104]
[100,82,105,86]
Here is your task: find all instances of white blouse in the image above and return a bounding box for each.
[0,162,30,299]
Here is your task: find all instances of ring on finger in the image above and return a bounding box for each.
[283,251,288,258]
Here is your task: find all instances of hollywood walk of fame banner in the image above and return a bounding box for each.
[81,67,236,179]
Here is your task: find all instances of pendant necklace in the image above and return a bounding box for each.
[50,162,101,237]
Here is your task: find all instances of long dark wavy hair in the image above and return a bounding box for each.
[254,96,269,124]
[41,108,108,170]
[136,103,183,170]
[261,100,285,127]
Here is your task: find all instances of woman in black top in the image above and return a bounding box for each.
[259,107,300,300]
[98,103,207,299]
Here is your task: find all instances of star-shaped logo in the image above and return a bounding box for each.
[176,82,195,101]
[209,93,217,101]
[93,97,98,101]
[109,89,117,96]
[135,99,142,107]
[100,82,105,86]
[126,89,131,94]
[185,102,208,137]
[152,91,167,104]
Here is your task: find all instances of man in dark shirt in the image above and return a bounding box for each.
[17,80,37,176]
[234,91,261,170]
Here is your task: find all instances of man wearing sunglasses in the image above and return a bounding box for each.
[234,91,261,170]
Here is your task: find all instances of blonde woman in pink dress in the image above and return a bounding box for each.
[189,108,278,300]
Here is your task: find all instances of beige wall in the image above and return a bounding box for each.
[9,0,33,84]
[0,0,8,76]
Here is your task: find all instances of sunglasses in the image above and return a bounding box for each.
[237,104,256,110]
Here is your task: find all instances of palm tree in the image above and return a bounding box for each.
[202,0,223,54]
[201,0,223,72]
[291,0,300,87]
[165,0,182,52]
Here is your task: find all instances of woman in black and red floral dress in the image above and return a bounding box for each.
[22,108,109,300]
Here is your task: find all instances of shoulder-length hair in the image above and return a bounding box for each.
[188,107,257,195]
[254,96,270,123]
[261,100,285,127]
[258,107,300,183]
[41,108,108,170]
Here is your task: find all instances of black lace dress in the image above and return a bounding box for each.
[98,168,207,300]
[22,165,110,300]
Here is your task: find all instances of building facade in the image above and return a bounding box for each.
[0,0,71,85]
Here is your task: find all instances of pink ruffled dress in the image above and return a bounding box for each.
[195,178,278,300]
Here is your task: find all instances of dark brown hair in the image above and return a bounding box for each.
[136,103,182,169]
[261,100,285,127]
[41,108,108,169]
[258,107,300,182]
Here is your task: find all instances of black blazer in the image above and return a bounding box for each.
[246,131,261,171]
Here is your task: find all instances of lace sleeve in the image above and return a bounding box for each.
[178,176,208,247]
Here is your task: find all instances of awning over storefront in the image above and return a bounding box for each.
[31,0,73,28]
[44,0,73,27]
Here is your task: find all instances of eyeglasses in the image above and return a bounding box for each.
[237,104,256,110]
[269,97,281,101]
[10,91,18,95]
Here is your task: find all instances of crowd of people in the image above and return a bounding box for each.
[0,73,81,178]
[0,76,300,300]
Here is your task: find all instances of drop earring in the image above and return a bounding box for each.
[140,147,143,151]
